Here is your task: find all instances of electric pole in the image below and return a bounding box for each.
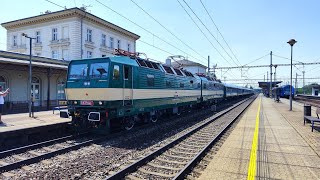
[270,51,273,98]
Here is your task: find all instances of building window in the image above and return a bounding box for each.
[52,28,58,41]
[36,53,41,56]
[87,29,92,42]
[117,39,121,49]
[57,78,66,100]
[62,49,68,60]
[101,34,106,46]
[31,77,40,100]
[36,31,41,43]
[147,74,154,86]
[127,43,131,52]
[52,50,58,59]
[0,76,7,91]
[62,26,69,39]
[109,37,114,49]
[87,51,92,58]
[13,35,17,46]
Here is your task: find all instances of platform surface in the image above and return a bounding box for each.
[198,95,320,179]
[0,110,71,133]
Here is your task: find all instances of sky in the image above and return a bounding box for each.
[0,0,320,87]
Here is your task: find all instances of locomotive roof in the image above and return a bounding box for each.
[70,56,139,67]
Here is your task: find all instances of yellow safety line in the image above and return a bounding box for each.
[247,97,261,180]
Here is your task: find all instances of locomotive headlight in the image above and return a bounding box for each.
[74,101,78,105]
[84,82,88,86]
[99,101,103,105]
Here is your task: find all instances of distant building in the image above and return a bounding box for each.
[171,59,207,74]
[1,8,140,61]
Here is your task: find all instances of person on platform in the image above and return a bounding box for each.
[0,86,9,124]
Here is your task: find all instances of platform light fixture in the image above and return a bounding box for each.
[22,33,36,117]
[287,39,297,111]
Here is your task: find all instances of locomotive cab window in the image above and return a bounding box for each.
[147,74,154,86]
[68,63,88,80]
[113,65,120,80]
[90,62,109,79]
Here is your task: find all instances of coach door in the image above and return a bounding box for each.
[123,65,133,106]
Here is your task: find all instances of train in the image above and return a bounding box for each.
[64,50,254,132]
[272,85,295,98]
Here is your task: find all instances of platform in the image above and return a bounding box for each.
[198,95,320,179]
[0,110,71,133]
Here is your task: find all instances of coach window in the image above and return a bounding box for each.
[147,74,154,86]
[113,65,120,80]
[204,83,207,89]
[124,66,129,80]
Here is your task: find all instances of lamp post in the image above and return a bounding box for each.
[22,33,36,117]
[287,39,297,111]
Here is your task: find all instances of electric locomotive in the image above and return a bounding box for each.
[65,50,253,132]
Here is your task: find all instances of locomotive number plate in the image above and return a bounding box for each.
[81,100,94,106]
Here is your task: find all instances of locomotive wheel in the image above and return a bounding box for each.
[123,117,135,130]
[150,114,158,123]
[176,108,181,116]
[150,110,159,123]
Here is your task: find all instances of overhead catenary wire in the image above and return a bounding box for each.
[95,0,206,64]
[138,39,174,56]
[176,0,233,68]
[44,0,66,9]
[242,53,269,66]
[129,0,207,64]
[176,0,246,84]
[182,0,240,67]
[199,0,241,66]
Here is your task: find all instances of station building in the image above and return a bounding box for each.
[1,7,140,60]
[171,59,207,74]
[0,8,140,113]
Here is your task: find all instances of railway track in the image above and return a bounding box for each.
[295,94,320,107]
[0,132,103,173]
[107,95,256,179]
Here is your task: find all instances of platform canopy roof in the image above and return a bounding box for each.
[258,81,282,89]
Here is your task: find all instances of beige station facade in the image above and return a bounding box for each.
[0,8,140,114]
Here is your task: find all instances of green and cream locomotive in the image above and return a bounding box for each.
[65,50,252,132]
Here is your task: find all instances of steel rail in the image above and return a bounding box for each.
[106,95,256,179]
[174,97,255,179]
[0,132,104,173]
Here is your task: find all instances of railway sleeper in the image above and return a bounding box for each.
[155,157,187,165]
[147,162,181,171]
[169,149,198,155]
[138,168,175,178]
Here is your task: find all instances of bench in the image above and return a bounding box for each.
[53,100,68,114]
[304,107,320,132]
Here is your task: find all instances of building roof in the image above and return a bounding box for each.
[172,59,207,69]
[258,81,282,88]
[0,50,68,69]
[1,7,140,40]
